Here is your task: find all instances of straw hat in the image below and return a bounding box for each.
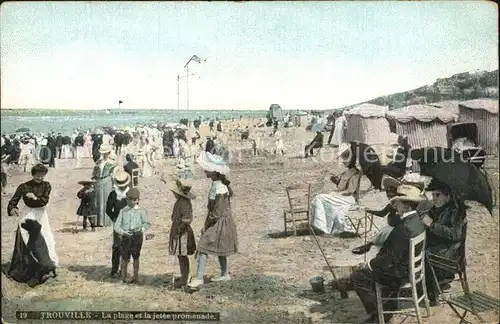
[389,185,427,203]
[98,144,113,154]
[114,170,130,187]
[336,143,351,160]
[382,176,402,190]
[169,178,196,200]
[78,180,95,186]
[197,151,230,175]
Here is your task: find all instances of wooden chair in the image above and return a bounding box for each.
[283,183,312,236]
[375,231,431,324]
[427,224,499,323]
[131,168,140,188]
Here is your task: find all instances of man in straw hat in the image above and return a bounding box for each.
[106,170,132,277]
[168,178,196,288]
[114,188,151,284]
[349,185,426,323]
[352,176,433,255]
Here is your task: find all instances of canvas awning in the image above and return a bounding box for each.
[386,104,458,123]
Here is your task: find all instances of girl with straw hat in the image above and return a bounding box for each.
[168,178,197,288]
[188,152,238,289]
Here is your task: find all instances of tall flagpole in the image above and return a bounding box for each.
[177,75,180,110]
[186,64,190,110]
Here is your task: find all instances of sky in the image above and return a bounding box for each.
[0,1,498,111]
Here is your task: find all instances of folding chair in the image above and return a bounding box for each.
[131,168,140,188]
[283,183,311,236]
[376,231,431,324]
[427,224,499,323]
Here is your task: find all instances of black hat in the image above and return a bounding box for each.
[426,178,451,193]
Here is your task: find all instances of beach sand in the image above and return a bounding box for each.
[1,123,498,323]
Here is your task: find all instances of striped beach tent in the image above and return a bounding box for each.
[458,99,499,155]
[385,105,458,149]
[344,103,391,145]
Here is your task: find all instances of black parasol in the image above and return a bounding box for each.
[350,142,383,190]
[411,147,493,215]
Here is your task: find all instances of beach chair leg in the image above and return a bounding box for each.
[283,211,287,236]
[291,212,297,236]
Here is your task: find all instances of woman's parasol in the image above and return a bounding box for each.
[350,142,383,190]
[410,146,493,215]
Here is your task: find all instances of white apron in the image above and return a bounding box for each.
[17,207,59,267]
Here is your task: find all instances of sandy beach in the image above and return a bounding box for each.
[1,123,498,324]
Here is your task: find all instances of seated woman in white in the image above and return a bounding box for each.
[309,143,361,234]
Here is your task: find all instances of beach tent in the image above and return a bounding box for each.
[458,99,499,155]
[430,100,461,115]
[268,104,284,122]
[344,103,391,145]
[385,104,458,149]
[293,111,309,127]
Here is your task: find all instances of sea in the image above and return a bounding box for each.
[0,109,268,135]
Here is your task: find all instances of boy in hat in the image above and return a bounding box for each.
[168,178,196,288]
[106,170,131,277]
[76,180,97,231]
[113,188,151,283]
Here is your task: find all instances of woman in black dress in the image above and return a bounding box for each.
[6,163,59,286]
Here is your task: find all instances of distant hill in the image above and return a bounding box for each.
[341,69,498,111]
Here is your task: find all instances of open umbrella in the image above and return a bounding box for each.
[411,147,493,215]
[15,127,30,133]
[350,142,383,190]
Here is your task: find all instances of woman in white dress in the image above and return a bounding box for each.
[273,129,285,156]
[331,112,347,147]
[7,163,58,286]
[309,143,361,234]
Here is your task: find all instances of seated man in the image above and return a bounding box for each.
[350,185,426,323]
[423,178,467,304]
[352,177,433,255]
[309,143,361,234]
[304,131,324,158]
[381,135,410,179]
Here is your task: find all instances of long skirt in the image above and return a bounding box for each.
[8,207,59,284]
[95,177,113,227]
[309,193,355,234]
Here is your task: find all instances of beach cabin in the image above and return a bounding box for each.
[294,111,308,127]
[344,103,391,145]
[458,99,499,155]
[268,104,284,122]
[385,105,458,149]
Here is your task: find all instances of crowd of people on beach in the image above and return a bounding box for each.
[1,111,490,323]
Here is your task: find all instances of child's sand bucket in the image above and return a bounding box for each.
[309,276,325,293]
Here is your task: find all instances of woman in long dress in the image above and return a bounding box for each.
[84,131,93,159]
[92,144,116,227]
[6,163,58,286]
[188,152,238,289]
[331,113,347,147]
[309,143,361,234]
